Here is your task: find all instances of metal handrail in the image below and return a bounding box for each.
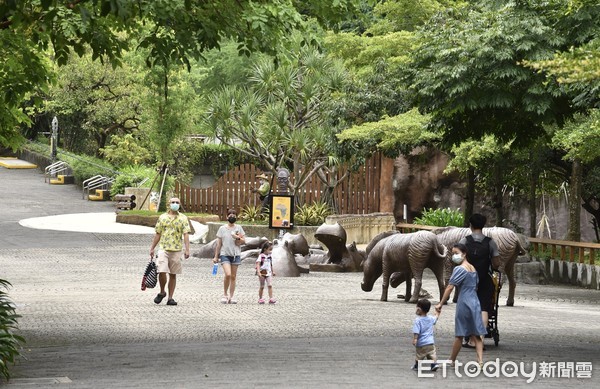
[85,177,109,199]
[85,176,115,199]
[44,161,69,183]
[82,175,104,199]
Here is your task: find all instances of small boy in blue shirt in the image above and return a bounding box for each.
[412,299,440,371]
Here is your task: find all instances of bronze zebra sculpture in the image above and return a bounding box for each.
[432,226,527,306]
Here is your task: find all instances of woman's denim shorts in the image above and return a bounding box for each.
[220,255,241,265]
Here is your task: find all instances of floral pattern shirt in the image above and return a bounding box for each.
[155,212,190,252]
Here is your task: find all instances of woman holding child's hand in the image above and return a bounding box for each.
[436,243,487,368]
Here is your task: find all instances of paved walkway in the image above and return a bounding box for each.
[1,166,600,388]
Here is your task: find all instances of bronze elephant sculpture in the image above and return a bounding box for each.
[433,226,527,306]
[361,230,447,302]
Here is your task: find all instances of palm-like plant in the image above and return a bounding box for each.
[0,279,25,381]
[204,45,348,201]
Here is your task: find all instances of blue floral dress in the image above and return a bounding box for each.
[448,266,487,337]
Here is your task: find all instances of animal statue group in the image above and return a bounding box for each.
[192,223,365,276]
[432,226,527,306]
[193,235,309,277]
[361,230,447,303]
[360,226,527,306]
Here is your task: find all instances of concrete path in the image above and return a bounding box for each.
[1,166,599,388]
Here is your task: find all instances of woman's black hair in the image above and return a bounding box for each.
[260,241,273,253]
[453,243,468,255]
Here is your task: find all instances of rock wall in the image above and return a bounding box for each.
[392,149,597,242]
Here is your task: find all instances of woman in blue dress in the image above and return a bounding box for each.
[435,243,486,367]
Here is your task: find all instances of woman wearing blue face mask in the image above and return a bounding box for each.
[213,208,245,304]
[434,243,486,369]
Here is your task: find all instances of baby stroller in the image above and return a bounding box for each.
[485,270,502,346]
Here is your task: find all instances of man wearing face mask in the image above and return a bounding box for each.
[149,197,191,306]
[213,209,245,304]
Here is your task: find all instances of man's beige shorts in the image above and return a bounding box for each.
[415,344,437,360]
[156,250,183,274]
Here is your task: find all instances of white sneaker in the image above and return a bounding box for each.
[228,297,238,304]
[220,296,229,304]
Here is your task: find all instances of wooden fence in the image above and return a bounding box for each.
[176,153,391,220]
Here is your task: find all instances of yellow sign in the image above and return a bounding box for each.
[269,195,294,229]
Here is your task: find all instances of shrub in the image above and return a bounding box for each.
[110,166,159,197]
[413,207,464,227]
[110,166,175,211]
[61,153,117,183]
[295,201,332,226]
[0,279,25,381]
[238,204,267,224]
[23,141,118,182]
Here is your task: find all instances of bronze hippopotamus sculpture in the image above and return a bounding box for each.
[271,239,309,277]
[309,223,365,272]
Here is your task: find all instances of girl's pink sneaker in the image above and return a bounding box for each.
[268,298,277,304]
[258,298,265,304]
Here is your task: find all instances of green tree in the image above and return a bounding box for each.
[45,52,142,156]
[550,109,600,240]
[405,0,599,230]
[1,0,362,149]
[203,47,348,206]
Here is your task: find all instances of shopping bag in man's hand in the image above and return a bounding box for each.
[141,260,157,290]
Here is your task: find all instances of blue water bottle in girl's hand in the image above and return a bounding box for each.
[212,263,218,276]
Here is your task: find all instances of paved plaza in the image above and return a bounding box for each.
[1,166,600,388]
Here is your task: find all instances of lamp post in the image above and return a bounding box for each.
[51,116,58,162]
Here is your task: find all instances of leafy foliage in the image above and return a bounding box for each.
[337,108,436,158]
[406,1,574,146]
[239,205,268,224]
[0,28,52,150]
[0,279,25,381]
[46,51,143,155]
[413,207,464,227]
[100,133,152,168]
[551,109,600,164]
[444,135,513,175]
[526,38,600,84]
[110,166,169,198]
[1,0,361,150]
[59,152,118,183]
[295,201,333,226]
[204,46,348,194]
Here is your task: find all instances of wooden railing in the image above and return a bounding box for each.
[395,223,436,233]
[395,223,600,266]
[528,237,600,265]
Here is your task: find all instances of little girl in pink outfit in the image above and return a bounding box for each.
[256,242,276,304]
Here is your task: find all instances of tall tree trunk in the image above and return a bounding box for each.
[528,151,539,237]
[581,199,600,242]
[493,163,504,227]
[464,168,475,227]
[567,158,582,241]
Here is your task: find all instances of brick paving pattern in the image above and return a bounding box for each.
[1,167,599,388]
